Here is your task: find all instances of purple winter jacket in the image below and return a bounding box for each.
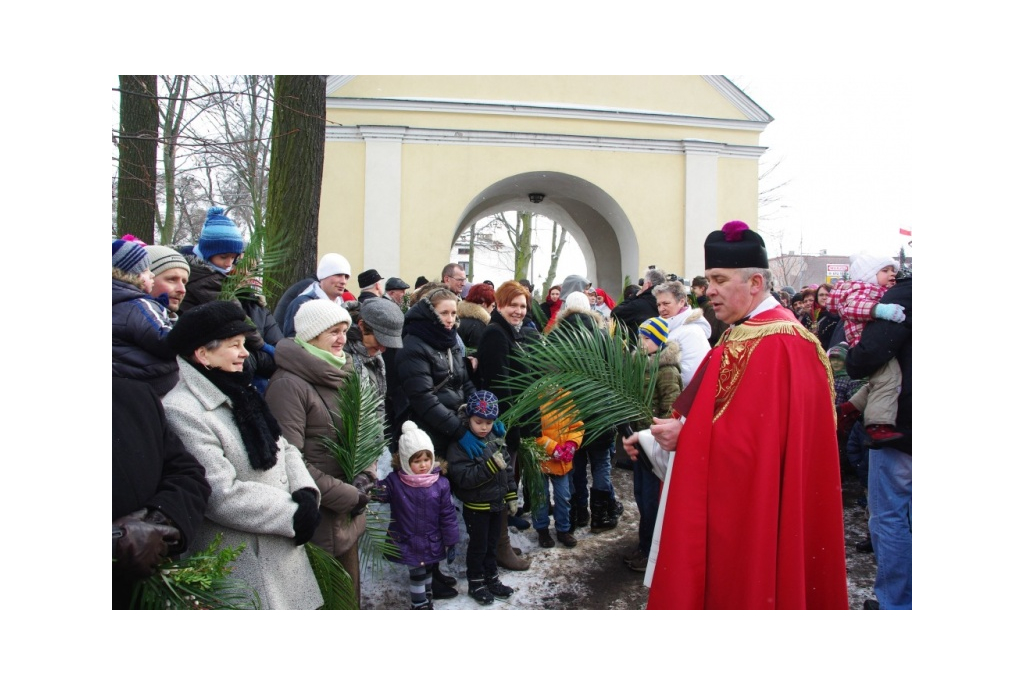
[378,468,460,567]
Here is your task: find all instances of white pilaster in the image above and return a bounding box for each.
[361,126,405,279]
[683,141,719,279]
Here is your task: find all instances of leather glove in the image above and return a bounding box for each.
[352,472,376,495]
[446,546,457,564]
[492,420,506,438]
[491,452,507,471]
[350,491,370,517]
[873,303,906,323]
[837,401,862,433]
[291,488,321,546]
[458,429,486,459]
[143,509,183,554]
[113,509,180,579]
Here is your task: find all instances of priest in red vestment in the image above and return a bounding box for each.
[626,221,848,610]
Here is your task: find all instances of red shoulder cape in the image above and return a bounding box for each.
[648,307,848,609]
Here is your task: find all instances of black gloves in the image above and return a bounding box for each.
[352,472,375,495]
[112,509,181,580]
[291,488,321,545]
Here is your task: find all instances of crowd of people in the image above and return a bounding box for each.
[113,209,911,610]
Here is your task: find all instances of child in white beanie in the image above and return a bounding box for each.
[827,252,906,445]
[374,421,460,609]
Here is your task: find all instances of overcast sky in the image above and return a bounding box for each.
[730,75,915,260]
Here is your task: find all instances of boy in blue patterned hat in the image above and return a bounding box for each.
[446,390,517,605]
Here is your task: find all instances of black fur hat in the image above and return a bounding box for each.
[166,300,256,357]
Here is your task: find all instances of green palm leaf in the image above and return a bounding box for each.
[321,371,389,482]
[305,542,358,610]
[498,322,656,446]
[358,506,401,577]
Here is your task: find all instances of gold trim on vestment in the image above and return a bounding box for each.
[713,317,836,424]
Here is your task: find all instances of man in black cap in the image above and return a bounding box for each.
[357,269,385,303]
[384,277,410,306]
[624,220,848,610]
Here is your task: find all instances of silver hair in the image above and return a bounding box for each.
[652,280,687,302]
[644,268,667,289]
[738,267,773,291]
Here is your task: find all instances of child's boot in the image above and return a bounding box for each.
[468,577,495,605]
[486,574,514,599]
[865,424,903,446]
[411,600,433,609]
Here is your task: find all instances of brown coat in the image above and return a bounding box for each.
[264,338,372,557]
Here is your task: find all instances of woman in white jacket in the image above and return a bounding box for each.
[652,280,711,386]
[162,301,323,610]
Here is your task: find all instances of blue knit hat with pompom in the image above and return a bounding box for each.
[195,207,244,262]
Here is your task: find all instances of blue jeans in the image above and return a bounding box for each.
[572,441,615,506]
[868,446,912,610]
[632,460,661,555]
[532,473,572,533]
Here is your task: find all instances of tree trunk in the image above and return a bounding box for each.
[264,75,326,309]
[116,75,158,242]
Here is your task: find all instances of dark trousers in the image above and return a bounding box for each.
[463,508,501,578]
[633,460,661,555]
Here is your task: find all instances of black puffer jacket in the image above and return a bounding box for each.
[112,276,179,396]
[446,429,516,512]
[845,276,912,455]
[178,254,223,315]
[393,298,476,456]
[476,309,541,451]
[610,288,659,339]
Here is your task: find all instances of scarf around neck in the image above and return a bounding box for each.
[296,336,347,368]
[398,470,440,488]
[187,359,281,471]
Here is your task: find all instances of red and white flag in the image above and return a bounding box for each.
[899,227,912,237]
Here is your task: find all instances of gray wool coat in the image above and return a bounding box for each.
[162,358,324,610]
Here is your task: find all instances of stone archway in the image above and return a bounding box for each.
[452,171,636,294]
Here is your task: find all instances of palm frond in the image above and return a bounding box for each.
[218,225,290,303]
[130,533,260,610]
[358,507,401,577]
[306,542,358,610]
[321,372,389,482]
[498,323,656,446]
[516,439,549,513]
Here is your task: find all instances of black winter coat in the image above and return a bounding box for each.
[393,298,476,456]
[446,432,515,512]
[178,255,223,314]
[846,277,912,455]
[610,288,659,339]
[112,377,211,608]
[476,309,541,450]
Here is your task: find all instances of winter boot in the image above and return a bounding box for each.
[432,564,457,587]
[567,500,578,534]
[556,531,578,548]
[865,424,904,446]
[576,501,590,528]
[589,488,618,533]
[411,600,434,609]
[537,527,555,548]
[497,508,532,571]
[429,581,458,600]
[486,574,514,598]
[469,577,495,605]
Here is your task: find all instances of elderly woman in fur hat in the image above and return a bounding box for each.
[162,301,323,610]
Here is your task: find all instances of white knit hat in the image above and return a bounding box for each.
[293,299,351,342]
[849,252,897,284]
[317,253,352,280]
[563,291,591,313]
[398,421,435,475]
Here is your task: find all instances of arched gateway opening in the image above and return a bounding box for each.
[452,171,635,294]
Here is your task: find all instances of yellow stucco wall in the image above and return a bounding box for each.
[318,76,767,283]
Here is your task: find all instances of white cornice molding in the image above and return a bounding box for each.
[325,125,766,159]
[325,75,355,95]
[702,76,773,123]
[325,96,769,132]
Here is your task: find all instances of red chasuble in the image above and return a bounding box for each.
[647,306,848,610]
